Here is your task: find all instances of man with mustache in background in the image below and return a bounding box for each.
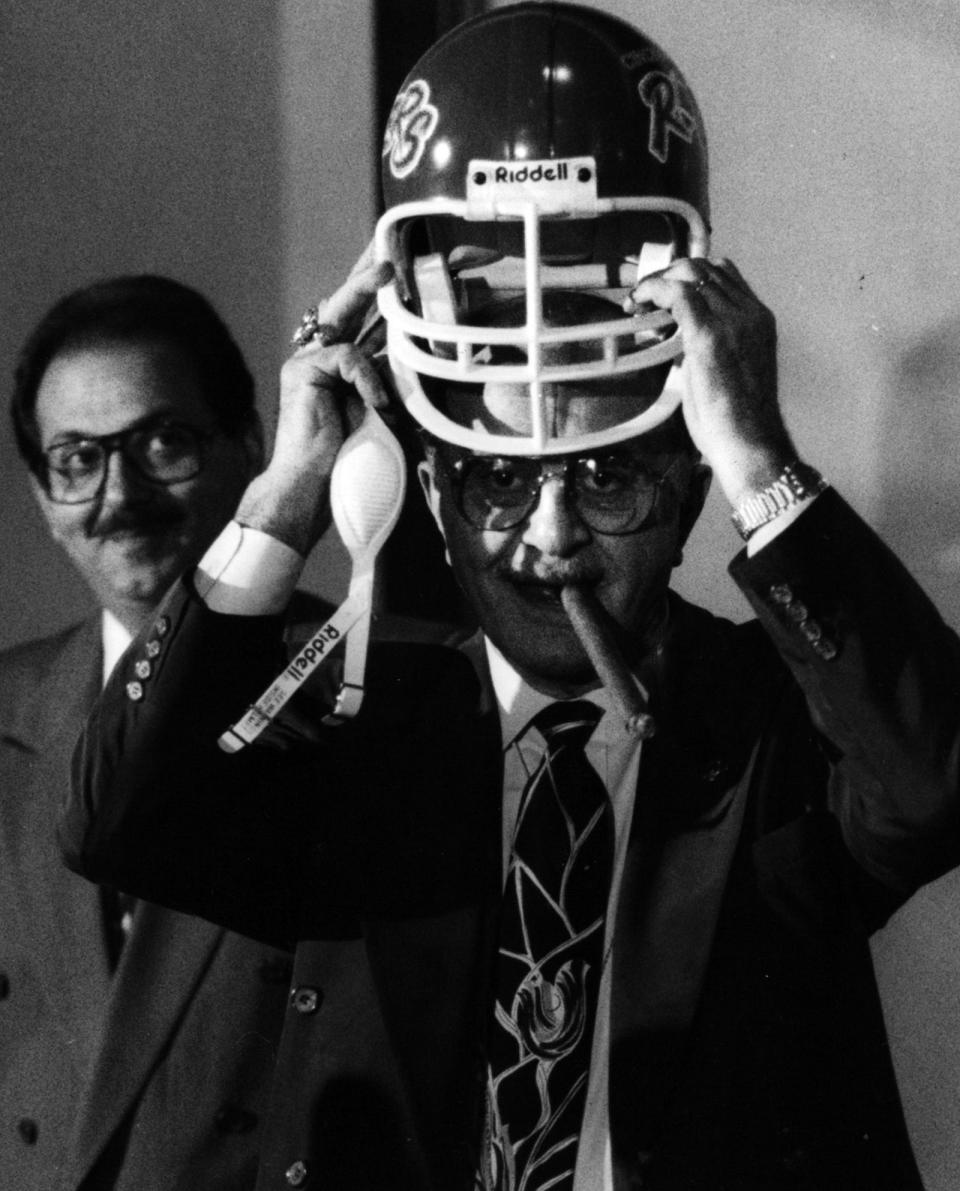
[0,275,297,1190]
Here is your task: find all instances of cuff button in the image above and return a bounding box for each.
[786,601,809,623]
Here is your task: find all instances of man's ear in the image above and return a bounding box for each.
[27,472,60,540]
[675,461,711,560]
[417,457,452,565]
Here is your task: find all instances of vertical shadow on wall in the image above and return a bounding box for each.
[874,315,960,632]
[872,312,960,1191]
[374,0,485,626]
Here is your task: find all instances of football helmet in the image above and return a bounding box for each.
[375,1,710,456]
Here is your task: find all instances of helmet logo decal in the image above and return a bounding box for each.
[382,79,439,180]
[466,157,598,214]
[638,70,696,164]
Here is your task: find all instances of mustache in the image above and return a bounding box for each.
[88,507,185,539]
[503,564,602,589]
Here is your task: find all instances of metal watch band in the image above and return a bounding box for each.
[730,461,827,541]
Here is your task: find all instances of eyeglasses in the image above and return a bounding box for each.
[436,444,681,535]
[41,419,215,505]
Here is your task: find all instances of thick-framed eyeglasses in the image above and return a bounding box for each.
[41,420,215,505]
[436,444,682,535]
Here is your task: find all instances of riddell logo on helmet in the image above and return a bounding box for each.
[490,163,570,184]
[467,157,598,213]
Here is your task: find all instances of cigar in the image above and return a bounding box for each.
[560,585,656,739]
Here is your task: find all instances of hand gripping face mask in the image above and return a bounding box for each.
[375,0,710,457]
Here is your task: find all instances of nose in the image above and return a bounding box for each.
[519,474,591,556]
[98,448,153,508]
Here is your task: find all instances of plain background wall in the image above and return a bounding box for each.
[3,0,960,1185]
[0,0,372,648]
[487,2,960,1187]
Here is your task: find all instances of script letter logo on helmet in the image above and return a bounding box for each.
[382,79,439,180]
[638,70,697,165]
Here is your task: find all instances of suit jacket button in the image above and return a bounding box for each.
[126,681,144,702]
[814,638,838,660]
[18,1118,38,1145]
[786,600,808,623]
[145,639,161,658]
[285,1159,309,1186]
[769,583,794,605]
[135,659,152,680]
[154,615,171,637]
[291,986,322,1015]
[800,619,823,643]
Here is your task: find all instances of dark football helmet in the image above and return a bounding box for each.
[375,1,710,455]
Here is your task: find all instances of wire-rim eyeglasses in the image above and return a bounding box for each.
[432,442,684,535]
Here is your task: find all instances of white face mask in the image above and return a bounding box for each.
[375,195,708,457]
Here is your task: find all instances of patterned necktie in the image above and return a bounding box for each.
[480,700,612,1191]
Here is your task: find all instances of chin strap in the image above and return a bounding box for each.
[218,409,406,753]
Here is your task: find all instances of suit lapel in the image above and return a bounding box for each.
[351,636,502,1189]
[0,621,117,1071]
[607,598,772,1169]
[0,619,101,752]
[364,902,499,1189]
[66,903,225,1179]
[0,619,227,1184]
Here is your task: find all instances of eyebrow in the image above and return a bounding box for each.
[44,411,194,449]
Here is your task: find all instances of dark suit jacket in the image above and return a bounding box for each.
[0,618,296,1191]
[62,492,960,1191]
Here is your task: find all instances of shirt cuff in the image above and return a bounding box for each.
[193,521,305,615]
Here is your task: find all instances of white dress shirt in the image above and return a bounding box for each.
[101,610,132,686]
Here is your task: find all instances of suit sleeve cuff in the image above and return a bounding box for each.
[745,493,821,556]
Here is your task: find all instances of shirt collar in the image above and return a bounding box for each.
[484,636,622,751]
[101,610,133,687]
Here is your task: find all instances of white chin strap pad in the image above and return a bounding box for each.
[330,408,407,561]
[635,240,674,284]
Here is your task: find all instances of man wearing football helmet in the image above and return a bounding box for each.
[63,5,955,1188]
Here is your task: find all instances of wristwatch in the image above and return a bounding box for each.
[730,461,827,541]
